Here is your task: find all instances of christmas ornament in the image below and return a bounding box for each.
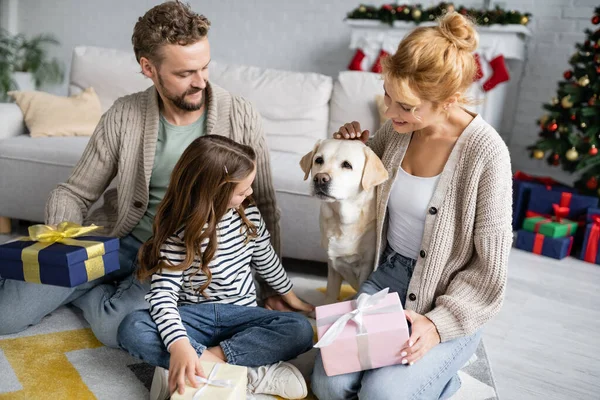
[582,122,587,129]
[548,122,559,132]
[412,9,422,19]
[396,6,404,13]
[559,126,569,134]
[561,95,573,109]
[566,147,579,161]
[597,66,600,74]
[552,153,560,166]
[484,17,490,23]
[590,145,598,156]
[593,15,600,25]
[382,4,393,11]
[590,96,597,106]
[533,149,545,159]
[571,114,577,121]
[403,7,410,14]
[520,16,529,25]
[359,5,366,12]
[551,97,559,106]
[540,114,550,125]
[578,75,590,86]
[587,176,598,190]
[563,70,573,80]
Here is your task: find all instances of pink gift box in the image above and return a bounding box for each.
[315,289,410,376]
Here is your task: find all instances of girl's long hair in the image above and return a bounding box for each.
[137,135,258,295]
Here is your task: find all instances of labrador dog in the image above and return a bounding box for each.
[300,139,389,304]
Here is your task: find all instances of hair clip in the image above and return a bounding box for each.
[224,165,229,175]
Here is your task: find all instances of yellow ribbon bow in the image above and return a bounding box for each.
[20,222,106,284]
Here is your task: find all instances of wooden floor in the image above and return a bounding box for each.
[2,224,600,399]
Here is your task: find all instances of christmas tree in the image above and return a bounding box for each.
[530,7,600,196]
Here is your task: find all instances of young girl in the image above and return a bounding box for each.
[118,135,314,400]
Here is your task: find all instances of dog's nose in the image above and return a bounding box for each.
[314,173,331,185]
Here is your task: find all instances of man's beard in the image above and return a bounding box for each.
[157,73,205,112]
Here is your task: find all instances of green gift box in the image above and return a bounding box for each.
[522,216,578,238]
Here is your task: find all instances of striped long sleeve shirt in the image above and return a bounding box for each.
[145,205,292,350]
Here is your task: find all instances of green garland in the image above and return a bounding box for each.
[346,2,532,27]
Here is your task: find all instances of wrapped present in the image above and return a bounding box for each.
[314,288,409,377]
[515,230,573,260]
[0,222,119,287]
[585,207,600,223]
[170,362,247,400]
[512,171,576,230]
[580,216,600,265]
[526,188,598,223]
[522,215,578,238]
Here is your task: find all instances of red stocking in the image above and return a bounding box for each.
[474,53,484,81]
[348,49,366,71]
[371,50,389,73]
[482,55,510,91]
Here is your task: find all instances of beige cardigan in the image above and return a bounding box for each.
[369,115,513,342]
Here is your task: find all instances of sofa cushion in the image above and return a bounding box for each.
[210,62,332,155]
[69,46,151,112]
[9,87,102,138]
[328,71,384,139]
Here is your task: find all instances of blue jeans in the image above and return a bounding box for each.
[0,235,149,348]
[311,246,482,400]
[117,303,314,369]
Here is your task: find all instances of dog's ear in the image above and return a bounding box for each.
[362,146,389,191]
[299,140,321,181]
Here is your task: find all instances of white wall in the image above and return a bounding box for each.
[6,0,593,181]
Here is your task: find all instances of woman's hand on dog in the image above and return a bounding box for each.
[333,121,370,143]
[399,310,441,365]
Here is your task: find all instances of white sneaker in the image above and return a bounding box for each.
[247,361,308,399]
[149,366,170,400]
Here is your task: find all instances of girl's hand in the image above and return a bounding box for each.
[282,291,315,313]
[399,310,441,365]
[333,121,370,143]
[168,339,205,395]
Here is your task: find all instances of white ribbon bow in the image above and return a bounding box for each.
[314,288,391,348]
[192,363,234,399]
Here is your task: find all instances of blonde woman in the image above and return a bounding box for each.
[311,12,512,400]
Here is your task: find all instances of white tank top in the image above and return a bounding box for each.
[387,166,441,259]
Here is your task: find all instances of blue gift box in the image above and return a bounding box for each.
[526,187,598,222]
[515,230,573,260]
[0,235,120,287]
[512,180,576,231]
[585,207,600,224]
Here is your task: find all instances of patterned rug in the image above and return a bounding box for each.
[0,275,499,399]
